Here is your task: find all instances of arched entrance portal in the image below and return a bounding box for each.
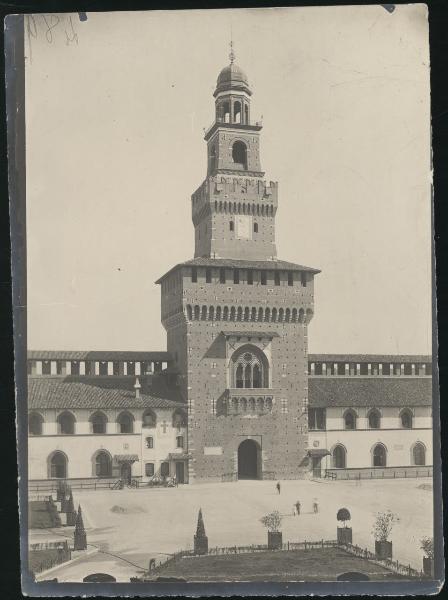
[237,439,260,480]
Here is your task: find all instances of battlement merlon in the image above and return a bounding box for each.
[191,177,278,222]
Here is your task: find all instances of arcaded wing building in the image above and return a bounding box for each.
[27,55,433,487]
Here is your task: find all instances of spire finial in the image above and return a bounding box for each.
[229,29,235,64]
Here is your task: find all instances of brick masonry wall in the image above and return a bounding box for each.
[162,270,315,482]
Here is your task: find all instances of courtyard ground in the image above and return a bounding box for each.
[29,478,433,582]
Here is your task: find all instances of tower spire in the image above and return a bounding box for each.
[229,35,235,64]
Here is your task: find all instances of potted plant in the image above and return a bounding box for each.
[372,510,396,560]
[336,508,352,545]
[260,511,283,550]
[420,537,434,577]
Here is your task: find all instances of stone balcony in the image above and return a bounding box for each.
[221,388,274,416]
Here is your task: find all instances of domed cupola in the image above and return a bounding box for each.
[214,62,251,97]
[213,43,252,126]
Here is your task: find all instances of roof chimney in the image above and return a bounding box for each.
[134,377,141,399]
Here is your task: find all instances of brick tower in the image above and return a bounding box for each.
[156,48,319,482]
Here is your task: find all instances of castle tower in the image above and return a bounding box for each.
[156,48,319,483]
[194,43,276,262]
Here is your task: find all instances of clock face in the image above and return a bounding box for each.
[236,215,253,240]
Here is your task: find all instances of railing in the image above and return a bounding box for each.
[30,541,69,551]
[324,467,433,480]
[29,540,72,574]
[136,539,425,581]
[341,543,424,578]
[29,477,143,492]
[223,389,274,416]
[204,119,262,137]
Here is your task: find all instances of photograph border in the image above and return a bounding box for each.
[3,2,445,596]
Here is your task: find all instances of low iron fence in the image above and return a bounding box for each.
[324,467,433,481]
[341,543,423,578]
[29,540,71,574]
[29,477,143,493]
[30,541,69,552]
[144,539,424,580]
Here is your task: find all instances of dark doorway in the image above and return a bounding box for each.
[175,462,185,484]
[120,462,132,485]
[312,456,322,478]
[83,573,117,582]
[336,572,370,581]
[238,439,260,479]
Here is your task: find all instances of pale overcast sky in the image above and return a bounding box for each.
[25,5,432,354]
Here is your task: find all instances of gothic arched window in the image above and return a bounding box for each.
[412,442,426,466]
[231,346,269,389]
[400,409,413,429]
[90,411,107,434]
[367,409,381,429]
[372,443,387,467]
[57,411,76,435]
[142,409,156,428]
[49,451,67,479]
[343,409,357,430]
[117,411,134,434]
[232,141,247,170]
[332,445,346,469]
[95,451,112,478]
[29,412,44,436]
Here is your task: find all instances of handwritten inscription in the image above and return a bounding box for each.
[26,14,80,61]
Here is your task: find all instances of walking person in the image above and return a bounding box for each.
[313,498,319,513]
[292,504,297,516]
[276,481,281,495]
[295,500,301,515]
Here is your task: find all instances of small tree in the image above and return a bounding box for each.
[66,489,76,526]
[194,508,208,555]
[260,511,282,533]
[371,510,397,542]
[337,508,351,528]
[420,537,434,559]
[195,508,206,538]
[73,505,87,550]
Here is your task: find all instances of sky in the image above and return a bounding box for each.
[25,5,432,354]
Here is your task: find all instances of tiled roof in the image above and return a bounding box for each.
[28,350,173,361]
[309,377,432,408]
[28,375,185,410]
[156,257,320,283]
[114,455,139,462]
[308,354,432,364]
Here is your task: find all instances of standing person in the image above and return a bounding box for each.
[295,500,301,515]
[313,498,319,513]
[276,481,281,495]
